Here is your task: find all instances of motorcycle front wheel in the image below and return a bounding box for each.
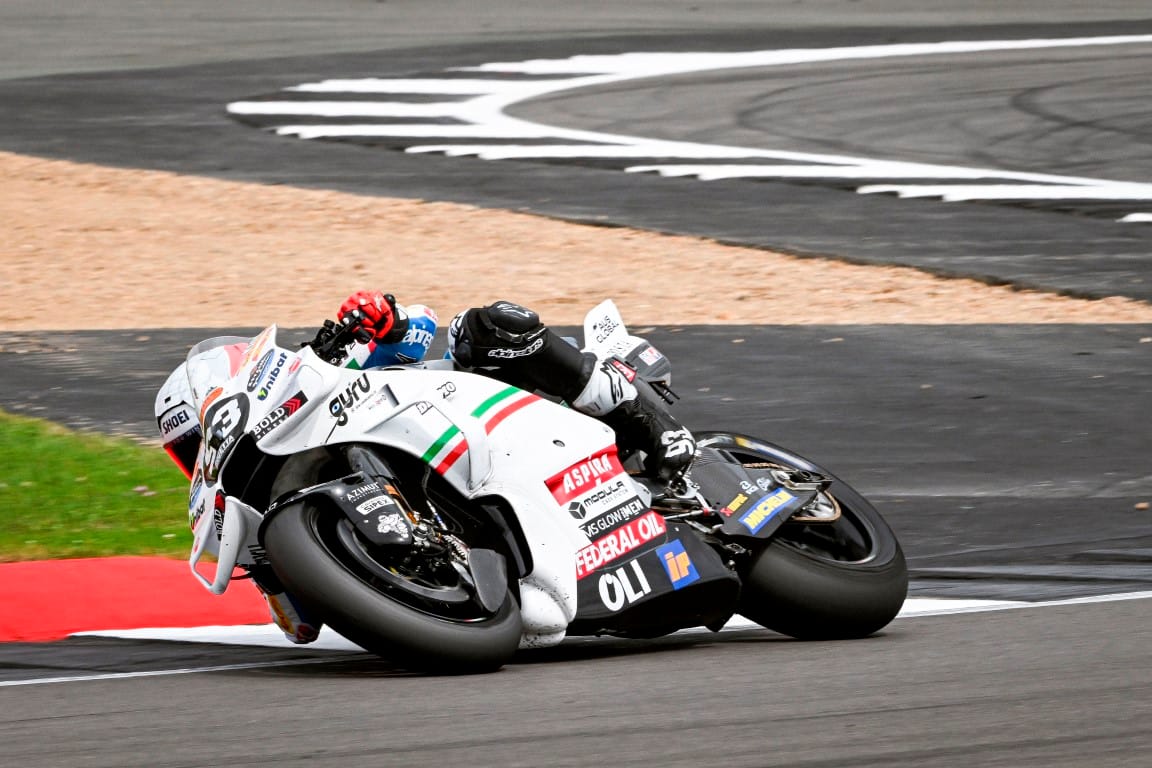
[262,452,522,674]
[698,432,908,640]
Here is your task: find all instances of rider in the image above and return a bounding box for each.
[155,291,696,644]
[336,290,696,482]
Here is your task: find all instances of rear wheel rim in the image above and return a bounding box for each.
[698,433,883,565]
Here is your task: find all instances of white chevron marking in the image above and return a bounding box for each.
[228,101,475,119]
[233,35,1152,222]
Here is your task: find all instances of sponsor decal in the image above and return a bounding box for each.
[376,512,409,538]
[330,374,371,426]
[212,491,227,540]
[601,360,627,408]
[159,407,192,439]
[638,346,664,365]
[188,471,204,507]
[567,477,632,520]
[756,476,773,491]
[246,349,275,392]
[579,496,648,538]
[740,480,757,494]
[347,481,382,503]
[190,498,206,531]
[486,337,544,359]
[657,539,700,590]
[438,381,457,399]
[597,559,652,612]
[546,448,626,505]
[403,326,435,349]
[738,487,799,534]
[721,492,749,517]
[252,391,308,441]
[608,358,637,382]
[592,315,620,344]
[187,469,206,530]
[256,352,289,401]
[356,495,395,514]
[575,511,667,580]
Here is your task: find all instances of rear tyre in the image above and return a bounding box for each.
[263,451,522,674]
[698,432,908,640]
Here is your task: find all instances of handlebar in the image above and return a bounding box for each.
[303,311,373,365]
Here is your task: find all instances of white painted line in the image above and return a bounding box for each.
[627,163,1008,181]
[287,79,535,95]
[859,183,1152,202]
[0,656,354,688]
[404,143,780,159]
[275,124,557,139]
[74,623,364,651]
[72,592,1152,649]
[1120,213,1152,222]
[227,101,474,119]
[6,592,1146,687]
[71,597,1020,653]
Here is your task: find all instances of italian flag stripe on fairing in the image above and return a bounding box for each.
[421,387,540,475]
[434,436,470,474]
[422,425,464,464]
[471,386,521,417]
[472,386,540,434]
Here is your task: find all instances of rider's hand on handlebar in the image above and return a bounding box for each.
[339,310,376,344]
[338,290,398,342]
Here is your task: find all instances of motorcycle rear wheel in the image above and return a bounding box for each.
[698,432,908,640]
[263,453,522,674]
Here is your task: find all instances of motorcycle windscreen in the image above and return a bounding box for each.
[184,332,261,414]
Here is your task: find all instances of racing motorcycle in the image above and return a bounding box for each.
[174,300,907,673]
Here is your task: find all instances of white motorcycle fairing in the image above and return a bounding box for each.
[181,323,644,648]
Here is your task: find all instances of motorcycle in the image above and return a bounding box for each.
[174,299,907,673]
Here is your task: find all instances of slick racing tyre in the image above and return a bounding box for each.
[698,432,908,640]
[263,451,522,674]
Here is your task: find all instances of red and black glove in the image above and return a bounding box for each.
[338,290,398,341]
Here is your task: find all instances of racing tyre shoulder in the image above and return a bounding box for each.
[263,500,523,674]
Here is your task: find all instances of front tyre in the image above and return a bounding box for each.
[698,432,907,640]
[264,503,522,673]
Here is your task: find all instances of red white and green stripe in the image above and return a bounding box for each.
[421,424,469,475]
[470,386,540,434]
[420,386,539,475]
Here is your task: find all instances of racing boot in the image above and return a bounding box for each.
[570,358,697,482]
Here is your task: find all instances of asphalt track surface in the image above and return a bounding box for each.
[2,3,1151,766]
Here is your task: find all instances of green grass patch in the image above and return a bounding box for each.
[0,410,191,562]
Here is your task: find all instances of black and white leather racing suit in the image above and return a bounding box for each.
[447,300,696,481]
